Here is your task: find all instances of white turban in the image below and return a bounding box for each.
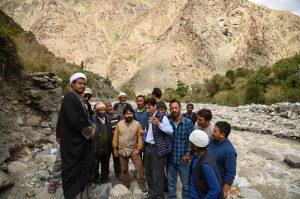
[95,102,106,111]
[118,92,127,98]
[189,130,209,147]
[69,72,87,85]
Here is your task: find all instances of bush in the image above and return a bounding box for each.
[264,85,286,105]
[213,90,244,106]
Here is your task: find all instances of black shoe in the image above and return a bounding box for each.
[139,184,148,193]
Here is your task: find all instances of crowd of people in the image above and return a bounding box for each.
[49,72,237,199]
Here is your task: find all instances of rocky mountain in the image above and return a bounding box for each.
[1,0,300,93]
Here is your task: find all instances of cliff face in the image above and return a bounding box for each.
[1,0,299,92]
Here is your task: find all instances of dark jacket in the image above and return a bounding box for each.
[91,114,113,154]
[191,150,224,199]
[146,111,172,157]
[183,112,197,125]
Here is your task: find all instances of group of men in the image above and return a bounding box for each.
[51,72,237,199]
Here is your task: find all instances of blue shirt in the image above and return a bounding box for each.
[190,156,221,199]
[134,108,148,130]
[209,138,237,185]
[169,116,193,164]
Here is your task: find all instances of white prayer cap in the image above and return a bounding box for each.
[69,72,87,85]
[118,92,127,98]
[95,102,106,111]
[84,87,93,96]
[189,130,209,147]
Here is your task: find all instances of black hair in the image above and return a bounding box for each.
[144,98,156,106]
[186,103,194,109]
[197,109,212,121]
[136,95,145,100]
[123,106,135,114]
[169,99,181,107]
[157,102,167,110]
[152,88,162,98]
[215,121,231,137]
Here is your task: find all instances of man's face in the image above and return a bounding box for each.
[97,107,106,118]
[82,93,92,103]
[105,103,113,114]
[136,97,144,109]
[170,102,181,118]
[124,111,134,123]
[197,116,208,127]
[145,104,156,115]
[212,126,225,142]
[119,96,127,103]
[189,141,197,153]
[158,108,167,114]
[71,78,86,94]
[186,105,193,114]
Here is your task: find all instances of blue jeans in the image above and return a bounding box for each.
[167,162,190,199]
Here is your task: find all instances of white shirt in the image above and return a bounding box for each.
[145,111,173,144]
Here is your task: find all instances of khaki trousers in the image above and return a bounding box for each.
[119,153,145,187]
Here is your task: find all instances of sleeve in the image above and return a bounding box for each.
[159,116,173,135]
[112,124,120,148]
[202,164,221,199]
[61,94,93,138]
[186,120,194,152]
[224,149,237,185]
[137,124,144,150]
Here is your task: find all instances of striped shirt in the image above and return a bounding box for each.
[169,116,194,164]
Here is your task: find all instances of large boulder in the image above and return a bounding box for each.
[0,170,14,190]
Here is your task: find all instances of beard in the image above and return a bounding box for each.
[171,111,179,118]
[125,117,133,123]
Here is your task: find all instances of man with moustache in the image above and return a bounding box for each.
[168,99,194,199]
[112,106,147,193]
[144,98,173,199]
[90,102,112,184]
[57,72,95,199]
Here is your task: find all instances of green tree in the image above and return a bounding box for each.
[175,82,188,97]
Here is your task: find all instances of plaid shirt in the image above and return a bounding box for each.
[169,115,194,164]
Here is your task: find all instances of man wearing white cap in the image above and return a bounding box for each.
[82,87,94,118]
[189,130,223,199]
[113,92,132,120]
[57,72,96,199]
[90,102,113,184]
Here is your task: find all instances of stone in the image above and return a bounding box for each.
[239,188,264,199]
[0,170,14,189]
[109,184,131,197]
[279,112,288,118]
[249,148,278,160]
[8,161,28,173]
[236,177,250,188]
[36,170,50,180]
[0,162,8,172]
[0,148,10,163]
[92,183,112,199]
[26,190,35,197]
[40,121,49,128]
[25,115,41,127]
[16,116,25,125]
[284,154,300,168]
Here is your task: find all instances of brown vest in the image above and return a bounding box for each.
[117,120,140,157]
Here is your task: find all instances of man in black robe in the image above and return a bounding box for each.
[57,72,96,199]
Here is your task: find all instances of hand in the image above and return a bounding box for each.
[90,128,96,139]
[132,149,140,156]
[182,155,190,164]
[113,149,119,157]
[149,116,160,126]
[56,138,61,144]
[223,184,231,198]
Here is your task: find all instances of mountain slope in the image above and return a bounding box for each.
[1,0,299,93]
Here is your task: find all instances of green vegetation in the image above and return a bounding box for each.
[0,10,117,97]
[162,53,300,106]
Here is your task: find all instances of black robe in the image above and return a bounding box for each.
[57,91,93,199]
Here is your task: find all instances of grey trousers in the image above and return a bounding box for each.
[144,145,166,199]
[49,146,61,184]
